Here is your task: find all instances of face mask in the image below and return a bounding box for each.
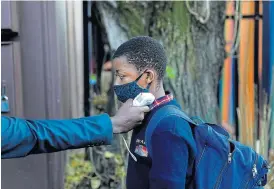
[113,71,151,103]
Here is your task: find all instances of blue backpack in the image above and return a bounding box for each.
[145,105,269,189]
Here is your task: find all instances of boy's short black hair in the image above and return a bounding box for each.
[113,36,167,80]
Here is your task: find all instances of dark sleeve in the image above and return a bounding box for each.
[149,116,195,189]
[1,114,113,159]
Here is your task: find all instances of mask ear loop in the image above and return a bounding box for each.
[146,82,151,90]
[135,69,149,81]
[135,74,143,81]
[135,69,152,90]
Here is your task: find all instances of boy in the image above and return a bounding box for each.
[112,36,197,189]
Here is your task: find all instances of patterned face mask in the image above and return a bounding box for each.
[113,70,151,103]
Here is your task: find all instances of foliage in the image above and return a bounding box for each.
[65,153,93,189]
[65,151,126,189]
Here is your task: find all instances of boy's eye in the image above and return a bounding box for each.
[115,73,125,80]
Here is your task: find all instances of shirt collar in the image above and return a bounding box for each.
[149,92,174,111]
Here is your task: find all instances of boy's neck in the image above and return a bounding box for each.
[151,86,166,100]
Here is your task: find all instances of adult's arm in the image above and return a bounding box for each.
[1,114,112,159]
[1,99,149,159]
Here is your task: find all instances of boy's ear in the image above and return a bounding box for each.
[145,70,155,84]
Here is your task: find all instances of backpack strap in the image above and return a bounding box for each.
[145,105,196,157]
[145,105,197,187]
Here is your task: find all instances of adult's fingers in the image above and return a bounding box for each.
[125,98,133,105]
[139,106,150,113]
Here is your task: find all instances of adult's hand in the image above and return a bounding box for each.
[111,99,150,133]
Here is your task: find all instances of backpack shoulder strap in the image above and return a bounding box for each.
[145,105,196,157]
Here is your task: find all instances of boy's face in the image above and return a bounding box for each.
[113,56,149,88]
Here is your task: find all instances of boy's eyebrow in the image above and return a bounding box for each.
[116,70,125,75]
[116,69,127,75]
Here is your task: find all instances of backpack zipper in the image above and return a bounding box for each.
[254,163,270,187]
[214,152,233,189]
[196,144,207,168]
[244,153,258,189]
[228,152,232,163]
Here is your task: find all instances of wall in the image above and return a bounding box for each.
[1,1,84,189]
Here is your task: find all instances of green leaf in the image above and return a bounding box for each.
[166,66,176,79]
[104,151,115,158]
[114,155,123,165]
[90,178,101,189]
[115,165,126,178]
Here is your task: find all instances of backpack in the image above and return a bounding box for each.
[145,105,269,189]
